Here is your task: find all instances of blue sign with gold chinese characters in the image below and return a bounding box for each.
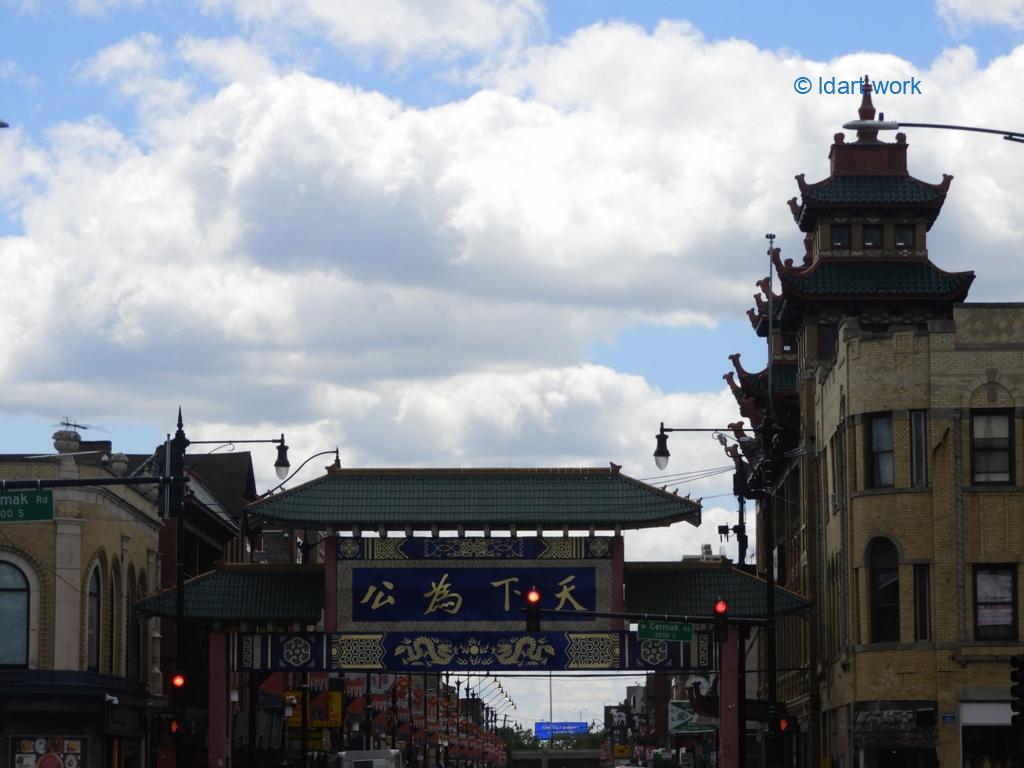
[335,536,618,633]
[230,630,716,673]
[352,567,596,622]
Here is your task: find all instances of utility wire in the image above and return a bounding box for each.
[639,465,734,482]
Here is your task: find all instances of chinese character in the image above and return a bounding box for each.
[360,580,396,610]
[490,576,522,612]
[554,575,586,611]
[423,573,463,615]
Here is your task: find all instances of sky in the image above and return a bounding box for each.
[3,0,1024,734]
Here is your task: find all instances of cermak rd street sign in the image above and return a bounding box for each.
[0,490,54,523]
[637,620,693,642]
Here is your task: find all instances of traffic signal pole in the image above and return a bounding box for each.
[719,625,742,768]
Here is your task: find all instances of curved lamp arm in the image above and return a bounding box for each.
[261,447,340,497]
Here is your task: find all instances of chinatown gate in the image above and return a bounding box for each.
[142,464,806,768]
[237,466,707,677]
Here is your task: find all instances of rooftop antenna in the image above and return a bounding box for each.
[54,418,110,434]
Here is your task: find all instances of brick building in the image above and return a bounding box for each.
[729,80,1024,767]
[0,429,162,768]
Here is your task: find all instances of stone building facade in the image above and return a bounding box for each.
[0,430,162,768]
[815,303,1024,768]
[728,79,1022,767]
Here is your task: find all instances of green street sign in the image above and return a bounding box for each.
[0,490,54,523]
[637,620,693,642]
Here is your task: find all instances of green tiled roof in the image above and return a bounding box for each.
[803,175,944,205]
[137,565,323,622]
[781,260,973,299]
[624,562,809,618]
[738,363,797,396]
[248,468,701,529]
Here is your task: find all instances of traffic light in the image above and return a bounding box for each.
[776,714,798,734]
[525,586,542,632]
[1011,654,1024,727]
[713,598,728,642]
[171,672,186,690]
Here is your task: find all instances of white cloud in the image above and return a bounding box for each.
[201,0,545,66]
[177,36,278,84]
[69,0,146,14]
[937,0,1024,29]
[76,33,192,118]
[0,60,40,89]
[6,24,1024,467]
[16,13,1024,726]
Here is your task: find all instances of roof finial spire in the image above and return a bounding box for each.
[856,73,879,142]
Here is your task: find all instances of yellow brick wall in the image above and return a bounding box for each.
[0,458,160,675]
[813,304,1024,765]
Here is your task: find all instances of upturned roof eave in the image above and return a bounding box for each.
[249,506,702,530]
[245,467,702,530]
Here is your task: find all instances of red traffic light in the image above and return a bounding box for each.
[714,599,728,615]
[526,587,541,604]
[170,719,181,735]
[171,673,186,689]
[778,717,791,732]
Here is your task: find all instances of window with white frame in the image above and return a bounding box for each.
[0,562,28,667]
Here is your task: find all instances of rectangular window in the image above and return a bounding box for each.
[914,564,930,641]
[974,565,1017,641]
[831,225,850,249]
[911,410,928,487]
[972,411,1013,485]
[871,566,900,643]
[818,325,838,361]
[863,225,882,249]
[867,415,894,488]
[895,225,915,249]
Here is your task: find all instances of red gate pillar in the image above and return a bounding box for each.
[325,533,337,630]
[718,626,741,768]
[209,631,230,767]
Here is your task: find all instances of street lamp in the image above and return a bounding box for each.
[653,237,785,766]
[842,116,1024,143]
[652,424,738,471]
[161,408,295,765]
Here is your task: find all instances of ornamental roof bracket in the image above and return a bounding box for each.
[723,371,742,399]
[771,246,794,273]
[727,421,749,441]
[757,276,780,300]
[787,196,801,219]
[729,352,751,377]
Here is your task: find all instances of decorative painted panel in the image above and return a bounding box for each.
[230,630,715,673]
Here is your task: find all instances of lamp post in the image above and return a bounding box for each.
[654,418,780,767]
[161,409,291,766]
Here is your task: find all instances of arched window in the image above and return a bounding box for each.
[87,568,100,671]
[869,538,900,643]
[127,565,139,680]
[107,572,120,675]
[0,562,28,667]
